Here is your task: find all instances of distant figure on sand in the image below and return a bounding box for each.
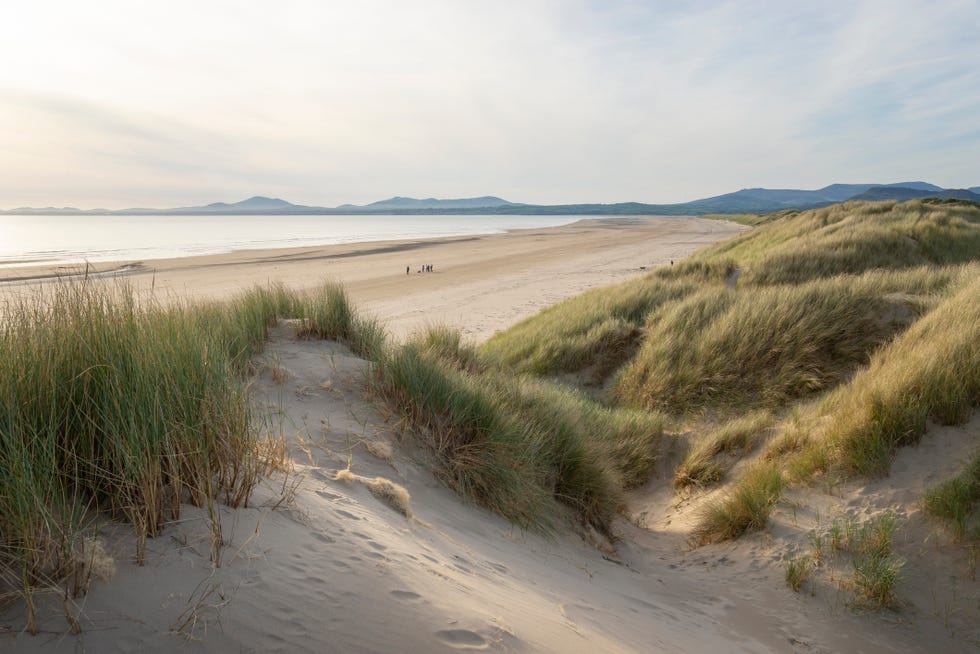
[406,266,410,275]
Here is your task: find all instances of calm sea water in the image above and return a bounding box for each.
[0,214,592,267]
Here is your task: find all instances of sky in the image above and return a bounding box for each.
[1,0,978,208]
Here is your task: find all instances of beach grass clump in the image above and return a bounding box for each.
[375,342,555,529]
[479,276,696,377]
[674,411,771,488]
[0,281,290,632]
[693,200,980,285]
[295,282,387,359]
[406,323,483,373]
[794,274,980,478]
[504,379,666,491]
[616,277,915,413]
[798,512,905,609]
[923,450,980,539]
[376,331,667,535]
[837,512,904,609]
[786,554,815,592]
[690,462,784,545]
[0,278,395,632]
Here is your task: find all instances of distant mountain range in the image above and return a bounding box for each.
[4,183,979,217]
[340,196,512,210]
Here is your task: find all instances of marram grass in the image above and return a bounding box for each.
[5,199,979,633]
[478,199,979,542]
[690,462,784,545]
[674,411,771,488]
[375,325,666,536]
[0,279,376,633]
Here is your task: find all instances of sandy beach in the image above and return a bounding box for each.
[0,216,744,342]
[3,214,976,653]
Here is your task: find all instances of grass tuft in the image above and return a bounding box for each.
[675,411,771,488]
[691,462,784,545]
[845,512,904,609]
[923,450,980,539]
[295,283,387,359]
[786,554,814,592]
[375,331,666,536]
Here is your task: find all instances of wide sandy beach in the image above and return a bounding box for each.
[0,216,745,341]
[5,213,976,653]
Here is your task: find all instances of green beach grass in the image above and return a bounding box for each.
[477,199,980,543]
[0,280,381,633]
[4,199,979,632]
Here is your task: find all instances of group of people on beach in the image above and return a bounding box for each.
[406,264,435,274]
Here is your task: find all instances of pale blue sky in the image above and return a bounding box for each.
[1,0,978,208]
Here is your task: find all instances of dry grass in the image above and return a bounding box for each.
[790,274,980,478]
[334,469,413,518]
[690,462,784,545]
[364,439,395,463]
[675,411,771,488]
[374,332,666,536]
[616,273,931,413]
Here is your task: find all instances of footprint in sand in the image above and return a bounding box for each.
[485,562,509,575]
[434,629,488,650]
[335,509,362,521]
[390,589,422,602]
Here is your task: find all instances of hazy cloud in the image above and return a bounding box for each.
[1,0,977,208]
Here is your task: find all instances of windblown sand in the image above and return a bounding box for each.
[3,216,976,652]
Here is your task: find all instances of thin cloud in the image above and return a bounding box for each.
[0,1,977,208]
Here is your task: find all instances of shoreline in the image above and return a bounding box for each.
[1,216,747,341]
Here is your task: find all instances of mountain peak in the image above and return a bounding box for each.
[236,196,294,208]
[363,196,514,210]
[199,196,295,211]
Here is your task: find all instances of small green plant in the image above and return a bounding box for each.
[923,450,980,538]
[786,554,815,592]
[852,552,904,609]
[691,462,784,545]
[844,512,904,609]
[810,531,825,562]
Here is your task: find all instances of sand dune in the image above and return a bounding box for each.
[3,216,975,652]
[9,327,972,652]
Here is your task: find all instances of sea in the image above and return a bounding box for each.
[0,214,593,267]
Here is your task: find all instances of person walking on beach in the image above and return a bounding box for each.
[406,266,410,275]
